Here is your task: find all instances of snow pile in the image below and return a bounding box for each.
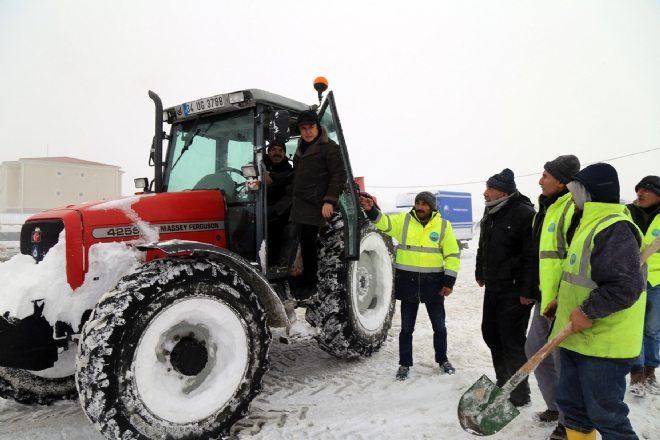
[0,234,144,329]
[90,194,159,242]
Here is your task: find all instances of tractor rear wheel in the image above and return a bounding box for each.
[306,214,395,358]
[76,257,270,440]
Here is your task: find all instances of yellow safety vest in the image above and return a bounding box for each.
[550,202,645,358]
[643,214,660,287]
[537,193,575,313]
[374,210,460,276]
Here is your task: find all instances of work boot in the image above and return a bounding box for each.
[565,427,595,440]
[536,409,559,422]
[644,366,660,395]
[439,360,456,375]
[629,368,646,397]
[548,423,567,440]
[396,366,409,381]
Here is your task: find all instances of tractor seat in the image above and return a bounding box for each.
[193,172,236,200]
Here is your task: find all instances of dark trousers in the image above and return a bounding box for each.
[481,288,532,404]
[267,207,292,266]
[399,300,447,367]
[288,222,319,286]
[557,349,637,439]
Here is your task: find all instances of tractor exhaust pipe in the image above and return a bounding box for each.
[148,90,164,192]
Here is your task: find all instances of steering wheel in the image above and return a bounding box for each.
[218,167,246,193]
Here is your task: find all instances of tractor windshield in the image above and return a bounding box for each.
[164,109,255,202]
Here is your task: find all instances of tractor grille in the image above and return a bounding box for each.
[20,220,65,262]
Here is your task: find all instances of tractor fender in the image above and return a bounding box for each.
[137,240,290,329]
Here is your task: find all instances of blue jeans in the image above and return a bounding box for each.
[399,300,447,367]
[557,348,638,440]
[632,284,660,369]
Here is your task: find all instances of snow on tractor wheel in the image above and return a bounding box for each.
[306,213,395,358]
[76,257,271,440]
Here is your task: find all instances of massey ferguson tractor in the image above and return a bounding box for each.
[0,79,395,439]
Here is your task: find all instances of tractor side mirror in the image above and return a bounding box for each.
[268,110,290,145]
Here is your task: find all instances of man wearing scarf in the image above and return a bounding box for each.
[476,168,536,407]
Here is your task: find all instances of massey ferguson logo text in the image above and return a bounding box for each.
[92,221,224,239]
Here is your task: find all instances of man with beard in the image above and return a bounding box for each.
[264,141,294,266]
[360,191,460,380]
[476,168,535,407]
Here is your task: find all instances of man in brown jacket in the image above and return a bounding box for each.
[288,110,346,298]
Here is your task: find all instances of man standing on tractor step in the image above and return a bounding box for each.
[476,168,535,408]
[359,191,460,380]
[626,175,660,398]
[288,110,346,299]
[524,155,581,440]
[264,141,294,266]
[548,163,645,440]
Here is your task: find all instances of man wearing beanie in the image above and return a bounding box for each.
[523,155,580,440]
[287,110,346,298]
[476,168,535,407]
[547,163,645,440]
[264,141,294,265]
[359,191,460,380]
[626,175,660,398]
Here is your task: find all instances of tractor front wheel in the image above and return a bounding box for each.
[76,257,270,440]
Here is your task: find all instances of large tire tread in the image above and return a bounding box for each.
[76,257,270,440]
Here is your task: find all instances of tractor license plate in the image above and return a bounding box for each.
[181,94,225,116]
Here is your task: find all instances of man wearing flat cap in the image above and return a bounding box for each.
[523,155,580,440]
[360,191,460,380]
[626,175,660,398]
[476,168,536,407]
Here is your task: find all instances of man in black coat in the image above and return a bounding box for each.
[476,168,535,407]
[288,110,347,297]
[264,141,294,266]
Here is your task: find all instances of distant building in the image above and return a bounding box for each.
[0,157,122,213]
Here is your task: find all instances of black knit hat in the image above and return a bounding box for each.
[573,163,620,203]
[267,141,286,153]
[414,191,437,210]
[544,155,580,184]
[634,175,660,196]
[486,168,517,194]
[297,110,319,127]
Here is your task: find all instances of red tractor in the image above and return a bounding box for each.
[0,80,395,439]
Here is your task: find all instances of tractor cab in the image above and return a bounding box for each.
[147,85,361,273]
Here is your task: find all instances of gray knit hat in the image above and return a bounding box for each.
[414,191,437,210]
[486,168,517,194]
[544,155,580,184]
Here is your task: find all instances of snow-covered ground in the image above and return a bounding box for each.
[0,244,657,439]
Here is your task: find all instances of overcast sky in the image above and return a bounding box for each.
[1,0,659,213]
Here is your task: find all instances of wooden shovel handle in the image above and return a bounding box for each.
[501,324,572,395]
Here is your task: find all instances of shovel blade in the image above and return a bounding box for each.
[457,374,520,436]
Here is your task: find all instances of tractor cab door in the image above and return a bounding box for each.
[318,91,360,260]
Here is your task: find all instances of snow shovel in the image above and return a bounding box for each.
[457,236,660,436]
[457,324,572,436]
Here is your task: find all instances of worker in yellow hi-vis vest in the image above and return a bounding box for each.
[360,191,460,381]
[546,163,646,440]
